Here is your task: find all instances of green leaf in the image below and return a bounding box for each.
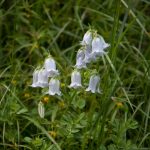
[24,137,32,143]
[77,99,86,109]
[107,144,116,150]
[51,106,58,122]
[10,102,20,113]
[23,115,61,150]
[32,137,42,147]
[99,145,107,150]
[17,108,28,114]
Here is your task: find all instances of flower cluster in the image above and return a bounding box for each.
[31,29,109,118]
[69,29,109,93]
[31,56,61,96]
[76,29,109,67]
[31,56,61,118]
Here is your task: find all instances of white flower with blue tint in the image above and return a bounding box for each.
[44,57,59,77]
[38,101,45,118]
[100,36,110,49]
[81,30,93,46]
[84,45,96,63]
[92,36,109,57]
[30,69,39,87]
[37,69,49,88]
[75,49,86,69]
[47,78,61,96]
[86,75,101,93]
[69,70,82,89]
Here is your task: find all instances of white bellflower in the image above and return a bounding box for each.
[81,30,93,45]
[44,57,59,77]
[92,36,109,57]
[75,50,86,69]
[86,75,101,93]
[69,70,82,89]
[30,70,39,87]
[48,78,61,96]
[37,69,49,88]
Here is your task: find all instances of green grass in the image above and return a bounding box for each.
[0,0,150,149]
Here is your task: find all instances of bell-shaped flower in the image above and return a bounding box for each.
[92,36,109,57]
[37,69,49,88]
[38,101,45,118]
[100,36,110,49]
[44,57,59,77]
[86,75,101,93]
[69,70,82,89]
[84,45,96,63]
[47,78,61,96]
[81,30,93,46]
[30,69,39,87]
[75,49,86,69]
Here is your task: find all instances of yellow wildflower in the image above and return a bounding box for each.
[42,96,49,104]
[11,80,17,85]
[49,131,57,138]
[116,102,123,108]
[24,93,30,98]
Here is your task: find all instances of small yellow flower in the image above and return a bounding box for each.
[116,102,123,108]
[42,96,49,104]
[49,131,57,138]
[24,93,30,98]
[61,83,65,88]
[58,101,65,108]
[11,80,17,85]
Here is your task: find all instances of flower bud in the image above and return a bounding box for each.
[38,101,45,118]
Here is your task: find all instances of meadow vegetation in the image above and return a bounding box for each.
[0,0,150,149]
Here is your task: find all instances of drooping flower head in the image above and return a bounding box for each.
[92,35,109,57]
[44,57,59,77]
[69,70,82,89]
[30,69,39,87]
[37,68,49,88]
[75,49,87,69]
[81,30,93,46]
[84,45,96,63]
[86,75,101,93]
[100,36,110,49]
[47,78,61,96]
